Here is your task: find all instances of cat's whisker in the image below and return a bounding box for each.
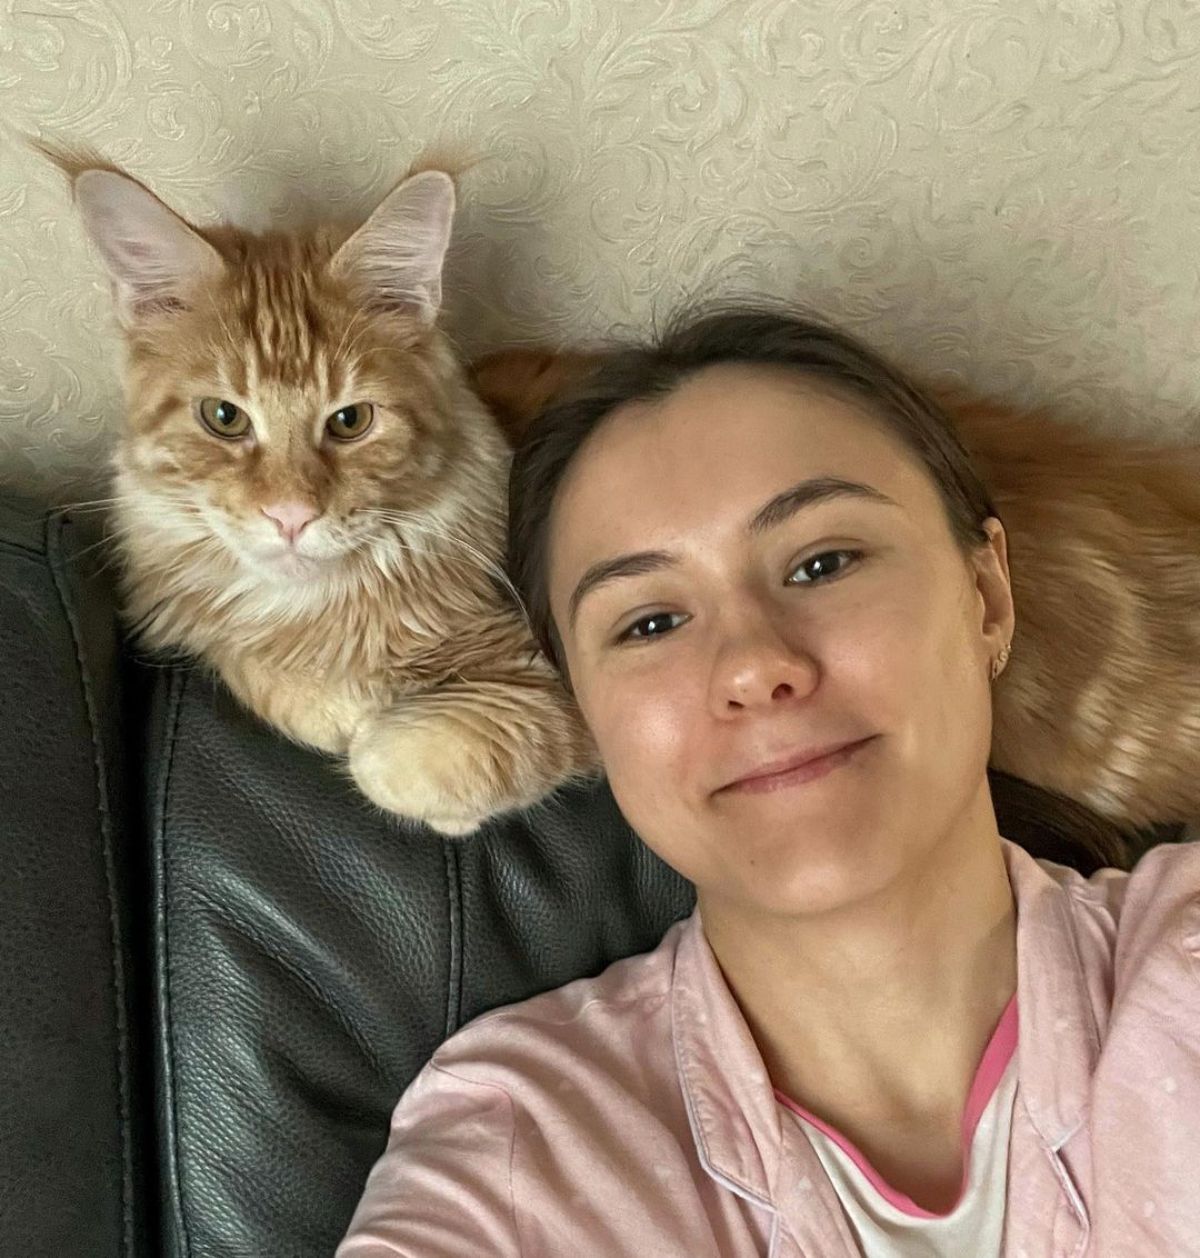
[70,537,118,564]
[161,538,229,582]
[365,508,507,562]
[58,490,196,515]
[126,595,175,640]
[68,526,138,564]
[335,320,379,381]
[331,308,369,368]
[56,496,131,512]
[72,516,211,576]
[90,550,131,577]
[359,509,531,624]
[204,288,240,353]
[56,495,193,520]
[124,651,198,672]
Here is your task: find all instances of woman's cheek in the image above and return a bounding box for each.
[602,692,698,856]
[590,663,689,777]
[836,602,911,693]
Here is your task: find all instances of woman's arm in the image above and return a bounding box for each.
[336,1062,521,1258]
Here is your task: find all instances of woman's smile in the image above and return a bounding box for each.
[716,735,878,796]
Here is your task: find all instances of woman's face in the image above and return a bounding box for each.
[547,364,1014,919]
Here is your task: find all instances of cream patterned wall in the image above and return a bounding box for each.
[2,0,1199,503]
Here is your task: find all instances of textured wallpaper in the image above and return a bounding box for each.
[2,0,1199,502]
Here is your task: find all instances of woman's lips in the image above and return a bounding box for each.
[718,736,876,796]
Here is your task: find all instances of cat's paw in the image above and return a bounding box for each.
[347,708,502,836]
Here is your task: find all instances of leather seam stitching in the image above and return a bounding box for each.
[46,511,138,1258]
[155,666,192,1258]
[444,838,464,1036]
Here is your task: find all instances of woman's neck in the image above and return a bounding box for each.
[698,815,1017,1212]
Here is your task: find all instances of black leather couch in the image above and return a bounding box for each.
[0,497,694,1258]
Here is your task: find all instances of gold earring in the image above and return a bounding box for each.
[990,642,1011,682]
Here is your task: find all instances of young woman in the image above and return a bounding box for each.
[337,309,1200,1257]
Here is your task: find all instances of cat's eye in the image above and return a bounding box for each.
[198,397,251,439]
[325,403,375,441]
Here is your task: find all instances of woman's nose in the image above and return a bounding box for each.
[708,612,818,715]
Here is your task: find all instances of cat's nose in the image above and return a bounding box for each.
[261,501,320,544]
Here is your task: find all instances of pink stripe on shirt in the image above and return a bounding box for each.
[774,993,1019,1219]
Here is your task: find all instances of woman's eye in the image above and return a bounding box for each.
[198,397,251,439]
[617,611,688,643]
[325,402,375,441]
[786,549,862,585]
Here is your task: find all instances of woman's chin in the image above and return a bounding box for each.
[710,813,900,919]
[741,859,893,920]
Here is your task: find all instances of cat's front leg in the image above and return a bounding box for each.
[219,657,370,756]
[347,677,597,835]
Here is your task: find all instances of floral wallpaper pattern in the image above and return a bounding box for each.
[2,0,1199,500]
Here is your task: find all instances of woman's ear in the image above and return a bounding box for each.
[974,516,1016,660]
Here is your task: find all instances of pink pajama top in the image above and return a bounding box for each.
[337,839,1200,1256]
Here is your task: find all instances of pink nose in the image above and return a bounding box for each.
[261,501,320,544]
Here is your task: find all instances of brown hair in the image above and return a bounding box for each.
[507,303,1140,873]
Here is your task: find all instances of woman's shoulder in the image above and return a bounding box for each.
[339,914,721,1258]
[1025,837,1200,980]
[425,913,692,1093]
[1100,837,1200,965]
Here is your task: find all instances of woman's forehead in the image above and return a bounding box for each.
[550,364,927,561]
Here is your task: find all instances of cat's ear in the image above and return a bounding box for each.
[330,170,455,325]
[72,169,225,324]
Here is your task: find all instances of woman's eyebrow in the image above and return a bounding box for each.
[568,550,674,629]
[567,476,899,628]
[748,475,899,534]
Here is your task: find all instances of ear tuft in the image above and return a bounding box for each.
[71,167,224,324]
[330,170,456,325]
